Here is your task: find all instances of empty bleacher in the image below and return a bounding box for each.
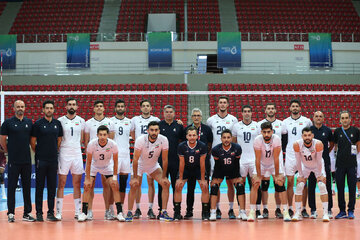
[0,2,6,16]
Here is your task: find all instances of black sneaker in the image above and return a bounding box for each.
[157,211,161,220]
[184,211,193,219]
[134,208,142,219]
[262,208,269,219]
[256,210,262,218]
[228,209,236,219]
[275,208,283,219]
[36,213,44,222]
[8,213,15,223]
[23,213,36,222]
[301,209,309,218]
[46,213,59,221]
[173,212,182,221]
[202,211,210,221]
[147,208,156,219]
[288,209,294,218]
[216,208,222,219]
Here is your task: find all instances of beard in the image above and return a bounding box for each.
[267,113,275,118]
[150,134,158,140]
[16,110,24,116]
[45,112,53,118]
[67,108,75,115]
[264,136,271,142]
[116,110,125,116]
[291,110,299,115]
[304,139,312,145]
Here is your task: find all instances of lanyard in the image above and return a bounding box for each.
[341,127,353,145]
[193,123,201,140]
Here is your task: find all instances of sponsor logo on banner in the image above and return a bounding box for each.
[90,44,100,50]
[294,44,304,50]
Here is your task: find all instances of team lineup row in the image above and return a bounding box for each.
[1,97,359,223]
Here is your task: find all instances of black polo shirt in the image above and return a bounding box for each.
[0,116,32,165]
[334,126,360,168]
[185,123,213,148]
[159,120,185,169]
[31,117,63,162]
[310,125,334,164]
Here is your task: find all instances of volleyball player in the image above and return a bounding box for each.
[78,125,124,222]
[130,100,160,219]
[292,127,330,222]
[56,97,85,220]
[173,127,209,220]
[0,145,6,200]
[206,96,238,219]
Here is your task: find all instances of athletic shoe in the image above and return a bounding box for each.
[237,211,248,221]
[47,213,59,221]
[328,210,333,219]
[216,208,222,219]
[301,209,309,218]
[256,210,263,219]
[322,213,330,222]
[247,209,256,222]
[291,212,302,222]
[8,213,15,223]
[202,211,209,221]
[348,211,355,219]
[74,214,78,220]
[262,208,269,219]
[55,213,62,221]
[147,208,156,219]
[87,210,93,220]
[310,211,318,219]
[16,187,21,192]
[157,212,161,220]
[275,208,283,219]
[173,212,182,221]
[283,211,291,222]
[78,213,87,222]
[36,213,44,222]
[134,208,142,219]
[356,193,360,199]
[209,211,216,221]
[228,209,236,219]
[23,213,36,222]
[335,211,348,219]
[159,211,173,222]
[288,208,294,218]
[109,207,115,219]
[105,210,114,220]
[184,211,193,219]
[117,212,125,222]
[125,211,133,222]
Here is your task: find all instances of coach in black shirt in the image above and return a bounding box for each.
[333,111,360,219]
[157,105,185,214]
[30,100,63,222]
[184,108,213,218]
[308,111,334,217]
[0,100,35,222]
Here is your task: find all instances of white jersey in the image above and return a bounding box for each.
[257,119,283,138]
[253,134,282,167]
[58,115,85,156]
[85,117,114,141]
[232,121,259,164]
[111,116,131,156]
[295,139,322,169]
[282,116,312,159]
[134,134,169,168]
[86,138,118,169]
[130,115,160,140]
[206,113,238,147]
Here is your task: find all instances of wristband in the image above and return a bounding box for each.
[113,175,117,181]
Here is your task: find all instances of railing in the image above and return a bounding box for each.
[2,62,360,76]
[14,32,360,43]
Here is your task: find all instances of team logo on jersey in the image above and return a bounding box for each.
[54,125,57,129]
[231,152,235,156]
[251,127,255,130]
[275,125,279,128]
[44,126,46,128]
[155,144,160,148]
[75,122,79,125]
[351,134,353,137]
[322,133,326,136]
[106,148,111,152]
[195,149,200,154]
[299,122,303,125]
[226,121,230,124]
[14,124,17,127]
[125,122,129,125]
[173,128,176,132]
[25,124,28,128]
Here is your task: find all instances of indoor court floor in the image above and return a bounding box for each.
[1,190,359,240]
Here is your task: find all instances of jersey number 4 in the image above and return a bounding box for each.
[292,127,297,135]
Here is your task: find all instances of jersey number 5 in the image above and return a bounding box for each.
[148,151,154,158]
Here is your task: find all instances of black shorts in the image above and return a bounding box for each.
[180,168,208,181]
[90,174,113,179]
[212,166,240,180]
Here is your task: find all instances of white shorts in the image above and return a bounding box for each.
[301,162,326,179]
[58,153,84,175]
[137,162,161,176]
[210,155,215,176]
[90,165,114,177]
[285,157,297,176]
[253,162,285,178]
[240,162,255,178]
[118,153,131,174]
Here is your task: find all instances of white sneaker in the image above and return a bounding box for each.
[105,210,113,220]
[87,210,93,220]
[238,211,247,221]
[209,211,216,221]
[291,211,302,222]
[322,214,330,222]
[55,213,62,220]
[283,210,291,222]
[310,211,318,219]
[117,212,125,222]
[247,209,255,222]
[78,213,87,222]
[110,207,116,218]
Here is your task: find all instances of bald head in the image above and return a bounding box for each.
[313,111,324,126]
[13,100,25,117]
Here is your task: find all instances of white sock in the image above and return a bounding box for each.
[109,205,114,213]
[302,206,306,210]
[322,202,329,213]
[149,203,153,209]
[263,204,268,210]
[289,206,293,210]
[211,209,216,214]
[256,204,261,210]
[276,204,280,209]
[295,202,302,213]
[74,198,81,214]
[56,198,63,214]
[136,203,140,209]
[282,205,288,211]
[1,184,5,195]
[161,209,166,213]
[216,203,220,209]
[241,209,246,213]
[250,204,256,210]
[229,202,234,210]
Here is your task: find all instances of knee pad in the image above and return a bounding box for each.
[318,181,327,195]
[210,183,219,196]
[235,183,245,196]
[119,175,128,193]
[295,182,305,195]
[275,184,286,193]
[261,180,270,191]
[0,172,4,183]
